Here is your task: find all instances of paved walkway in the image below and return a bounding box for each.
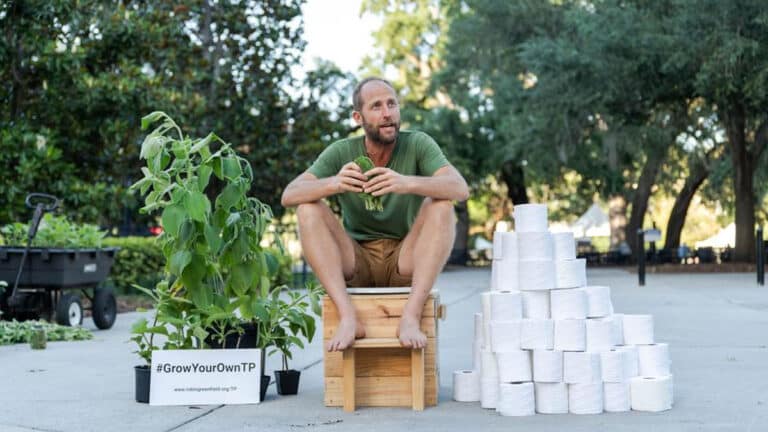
[1,268,767,431]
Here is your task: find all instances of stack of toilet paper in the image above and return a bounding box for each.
[453,203,674,416]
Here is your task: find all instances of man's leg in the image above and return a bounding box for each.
[296,201,365,351]
[395,198,456,348]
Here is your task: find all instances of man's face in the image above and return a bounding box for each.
[355,81,400,146]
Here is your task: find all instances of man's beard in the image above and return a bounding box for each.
[361,118,399,145]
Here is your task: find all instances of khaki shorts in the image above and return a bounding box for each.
[345,238,412,287]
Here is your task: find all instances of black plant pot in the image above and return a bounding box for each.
[274,370,301,395]
[135,365,151,403]
[205,322,259,349]
[260,374,271,401]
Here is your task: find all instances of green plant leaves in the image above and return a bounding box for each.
[169,250,192,275]
[184,191,211,222]
[161,204,186,237]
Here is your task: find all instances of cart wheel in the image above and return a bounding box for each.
[92,287,117,330]
[55,293,83,327]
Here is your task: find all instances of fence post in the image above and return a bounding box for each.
[758,226,764,286]
[637,229,645,286]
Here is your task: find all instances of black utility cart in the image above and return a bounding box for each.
[0,194,119,329]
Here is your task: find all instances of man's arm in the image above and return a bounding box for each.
[363,164,470,201]
[281,162,368,207]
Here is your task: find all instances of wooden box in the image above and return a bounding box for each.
[323,289,440,407]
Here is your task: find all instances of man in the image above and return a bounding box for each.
[281,77,469,352]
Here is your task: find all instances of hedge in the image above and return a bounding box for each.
[103,236,165,295]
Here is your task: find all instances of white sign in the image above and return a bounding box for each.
[644,229,662,242]
[150,349,262,406]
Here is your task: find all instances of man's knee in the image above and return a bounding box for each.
[422,198,456,226]
[296,201,326,226]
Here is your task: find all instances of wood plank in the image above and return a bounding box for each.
[412,349,425,411]
[342,349,356,412]
[325,341,436,377]
[322,295,436,323]
[325,375,438,407]
[352,338,401,348]
[323,317,436,339]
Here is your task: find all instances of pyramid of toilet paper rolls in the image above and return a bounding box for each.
[452,204,673,416]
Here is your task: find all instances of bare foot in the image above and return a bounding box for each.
[397,316,427,349]
[326,317,365,352]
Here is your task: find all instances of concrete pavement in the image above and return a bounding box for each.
[1,267,767,431]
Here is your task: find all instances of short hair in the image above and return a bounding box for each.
[352,77,396,111]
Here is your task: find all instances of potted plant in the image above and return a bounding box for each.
[129,111,282,402]
[257,281,322,395]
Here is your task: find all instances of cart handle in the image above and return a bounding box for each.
[25,193,60,211]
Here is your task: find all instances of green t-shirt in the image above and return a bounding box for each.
[307,130,450,241]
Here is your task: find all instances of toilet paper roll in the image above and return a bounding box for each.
[586,317,614,352]
[637,343,671,376]
[623,314,655,345]
[583,286,612,317]
[630,375,673,412]
[499,231,519,261]
[490,291,523,321]
[453,370,481,402]
[517,232,554,261]
[554,319,586,351]
[551,288,588,319]
[481,292,492,349]
[492,232,504,260]
[520,319,554,350]
[495,260,520,291]
[554,259,587,289]
[497,382,535,416]
[473,340,483,372]
[600,348,629,382]
[604,382,631,412]
[564,351,602,384]
[612,313,625,345]
[518,260,556,291]
[535,382,569,414]
[533,350,563,383]
[490,320,522,352]
[490,262,500,291]
[473,312,483,370]
[552,232,576,261]
[513,203,548,232]
[481,349,498,381]
[522,291,550,319]
[480,379,499,409]
[568,382,604,414]
[618,345,640,377]
[496,350,532,382]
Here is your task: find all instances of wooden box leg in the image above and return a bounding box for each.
[343,348,356,412]
[411,347,425,411]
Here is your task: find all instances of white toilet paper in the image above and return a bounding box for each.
[490,320,522,352]
[497,382,536,416]
[618,345,640,377]
[481,292,492,349]
[568,382,604,414]
[522,291,550,319]
[481,349,498,381]
[604,382,631,412]
[554,258,587,289]
[498,231,519,261]
[535,382,569,414]
[611,313,625,346]
[473,340,483,373]
[533,350,563,383]
[520,319,554,350]
[554,319,586,351]
[480,379,499,409]
[517,232,554,261]
[513,204,548,232]
[583,285,612,317]
[552,232,576,261]
[496,350,532,382]
[623,314,655,345]
[586,317,614,352]
[551,288,588,319]
[492,231,504,260]
[564,351,602,384]
[518,260,556,291]
[630,375,673,412]
[490,290,523,321]
[600,348,629,382]
[494,260,520,291]
[637,343,671,376]
[453,370,481,402]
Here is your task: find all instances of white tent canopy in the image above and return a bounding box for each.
[571,203,610,238]
[695,223,735,248]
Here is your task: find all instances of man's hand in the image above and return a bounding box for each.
[363,167,410,196]
[333,162,367,194]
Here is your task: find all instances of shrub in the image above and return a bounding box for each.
[103,236,165,295]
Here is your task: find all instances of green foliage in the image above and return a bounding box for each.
[0,214,105,248]
[0,320,93,346]
[103,237,165,295]
[353,156,384,211]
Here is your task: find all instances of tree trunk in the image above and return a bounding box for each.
[448,200,469,265]
[724,104,756,262]
[663,160,710,251]
[501,159,528,204]
[625,146,667,255]
[608,195,627,249]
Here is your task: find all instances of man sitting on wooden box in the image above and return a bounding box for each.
[281,77,469,352]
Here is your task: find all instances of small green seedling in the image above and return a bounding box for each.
[353,156,383,212]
